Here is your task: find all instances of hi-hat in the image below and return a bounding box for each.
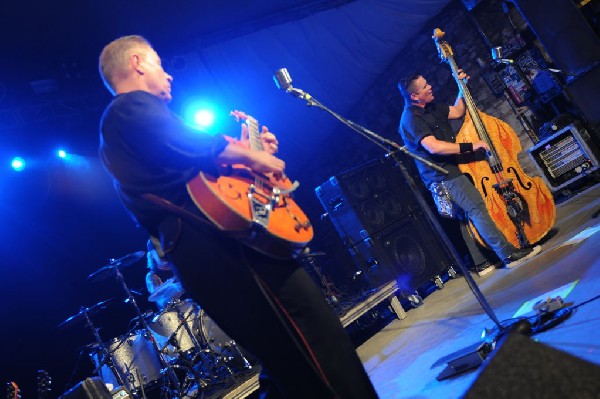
[87,250,146,282]
[57,299,113,329]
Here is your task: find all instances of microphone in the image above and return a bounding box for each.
[273,68,292,90]
[273,68,311,100]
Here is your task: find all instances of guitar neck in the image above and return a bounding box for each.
[433,29,500,163]
[246,115,263,152]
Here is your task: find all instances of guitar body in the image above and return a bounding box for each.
[186,112,313,259]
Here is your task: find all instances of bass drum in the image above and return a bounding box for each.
[198,310,255,373]
[199,309,234,354]
[89,331,162,393]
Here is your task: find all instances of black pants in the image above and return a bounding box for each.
[168,221,379,399]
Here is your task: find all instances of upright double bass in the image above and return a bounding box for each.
[432,28,555,249]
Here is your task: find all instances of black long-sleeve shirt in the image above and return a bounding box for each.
[99,90,229,248]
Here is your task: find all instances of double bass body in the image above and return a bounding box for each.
[433,28,555,249]
[457,111,555,248]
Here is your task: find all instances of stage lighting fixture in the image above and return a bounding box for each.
[182,98,221,133]
[57,149,67,158]
[11,157,26,171]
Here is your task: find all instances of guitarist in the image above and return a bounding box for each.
[397,71,541,274]
[98,35,378,398]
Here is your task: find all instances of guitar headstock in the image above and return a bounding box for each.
[230,110,248,122]
[432,28,454,62]
[6,382,20,399]
[37,370,52,399]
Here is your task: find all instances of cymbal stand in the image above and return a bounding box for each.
[111,266,182,397]
[301,253,341,308]
[82,308,130,396]
[164,301,210,389]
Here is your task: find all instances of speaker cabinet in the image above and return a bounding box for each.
[512,0,600,76]
[351,210,451,291]
[464,333,600,398]
[315,156,419,247]
[527,121,600,191]
[316,157,451,291]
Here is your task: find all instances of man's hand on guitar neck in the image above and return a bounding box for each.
[240,123,279,155]
[216,138,285,179]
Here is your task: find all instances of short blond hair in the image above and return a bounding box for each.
[99,35,152,95]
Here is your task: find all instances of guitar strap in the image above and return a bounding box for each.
[142,193,215,229]
[141,193,282,255]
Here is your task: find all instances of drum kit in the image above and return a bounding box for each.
[58,251,254,399]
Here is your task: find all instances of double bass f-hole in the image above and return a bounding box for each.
[432,28,556,249]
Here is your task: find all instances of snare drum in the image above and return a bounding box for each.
[89,330,162,392]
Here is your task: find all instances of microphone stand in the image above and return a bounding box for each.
[274,68,508,378]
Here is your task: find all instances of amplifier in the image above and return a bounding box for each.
[315,157,418,247]
[315,157,451,292]
[527,122,600,191]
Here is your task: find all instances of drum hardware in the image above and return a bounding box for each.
[89,330,163,395]
[150,298,225,394]
[78,251,254,398]
[196,310,254,377]
[57,299,130,396]
[87,251,146,282]
[87,253,185,398]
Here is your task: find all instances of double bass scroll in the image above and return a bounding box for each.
[432,28,555,249]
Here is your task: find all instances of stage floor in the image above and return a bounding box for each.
[356,182,600,398]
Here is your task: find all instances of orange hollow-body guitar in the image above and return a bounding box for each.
[186,111,313,259]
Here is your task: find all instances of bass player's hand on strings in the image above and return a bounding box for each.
[473,140,490,152]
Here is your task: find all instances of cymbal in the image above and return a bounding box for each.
[148,277,184,303]
[88,250,146,282]
[57,299,112,329]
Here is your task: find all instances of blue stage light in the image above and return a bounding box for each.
[57,149,67,158]
[11,157,26,171]
[182,99,222,134]
[193,110,215,128]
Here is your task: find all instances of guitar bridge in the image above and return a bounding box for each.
[248,184,281,229]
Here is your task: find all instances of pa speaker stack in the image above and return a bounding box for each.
[315,156,452,293]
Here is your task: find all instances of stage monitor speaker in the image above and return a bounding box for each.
[527,121,600,191]
[512,0,600,76]
[350,210,452,292]
[59,378,113,399]
[463,333,600,399]
[315,156,419,247]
